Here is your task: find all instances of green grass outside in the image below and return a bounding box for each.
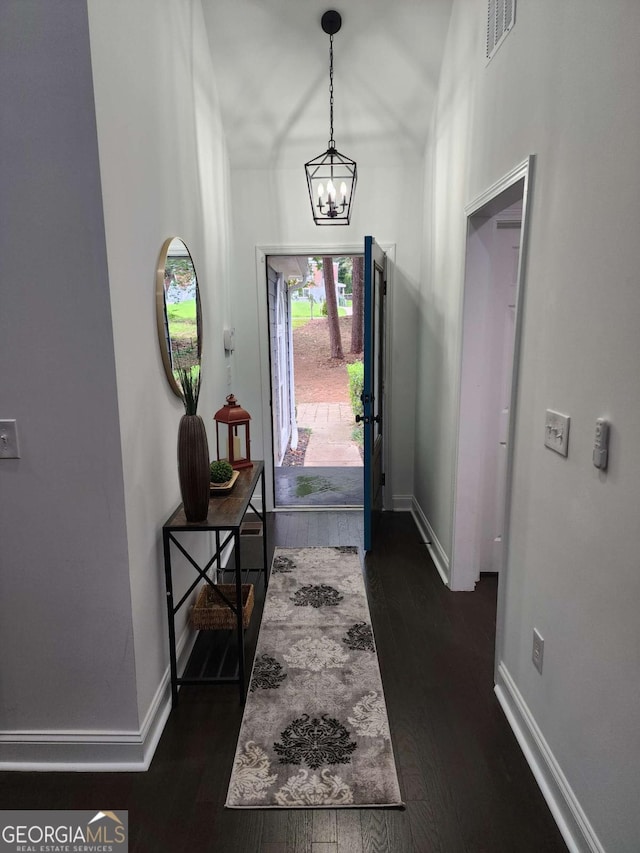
[167,299,197,339]
[291,299,347,329]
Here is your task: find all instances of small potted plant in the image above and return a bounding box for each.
[209,459,238,494]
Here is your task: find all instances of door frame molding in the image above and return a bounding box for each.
[255,243,394,513]
[450,156,535,611]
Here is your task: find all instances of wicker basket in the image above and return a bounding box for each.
[191,583,254,630]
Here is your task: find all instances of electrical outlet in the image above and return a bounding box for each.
[532,628,544,674]
[0,420,20,458]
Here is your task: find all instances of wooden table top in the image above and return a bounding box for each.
[163,461,264,531]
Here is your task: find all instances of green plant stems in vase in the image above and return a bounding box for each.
[176,365,201,416]
[176,366,210,522]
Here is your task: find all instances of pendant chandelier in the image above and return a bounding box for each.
[305,10,357,226]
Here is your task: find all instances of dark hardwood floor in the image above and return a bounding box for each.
[0,512,567,852]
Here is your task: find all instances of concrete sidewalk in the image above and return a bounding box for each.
[296,402,362,467]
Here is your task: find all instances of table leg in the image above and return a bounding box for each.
[163,530,179,708]
[215,530,221,582]
[261,468,268,590]
[235,529,246,702]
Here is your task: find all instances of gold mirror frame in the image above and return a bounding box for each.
[155,237,202,398]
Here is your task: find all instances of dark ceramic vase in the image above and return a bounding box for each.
[177,414,210,522]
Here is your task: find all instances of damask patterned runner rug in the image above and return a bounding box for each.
[225,546,403,809]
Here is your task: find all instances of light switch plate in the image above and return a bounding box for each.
[544,410,570,457]
[0,419,20,458]
[532,628,544,674]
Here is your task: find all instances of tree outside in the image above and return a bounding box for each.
[350,256,363,354]
[322,256,344,359]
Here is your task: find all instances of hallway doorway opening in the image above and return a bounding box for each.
[451,159,532,592]
[266,255,364,508]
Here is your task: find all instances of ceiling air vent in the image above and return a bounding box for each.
[487,0,516,61]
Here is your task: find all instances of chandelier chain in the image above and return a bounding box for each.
[328,33,335,148]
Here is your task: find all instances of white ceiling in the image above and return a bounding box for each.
[201,0,454,168]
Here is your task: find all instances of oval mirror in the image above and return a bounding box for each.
[156,237,202,398]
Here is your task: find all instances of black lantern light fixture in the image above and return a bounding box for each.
[305,10,357,226]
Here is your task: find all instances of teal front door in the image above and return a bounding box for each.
[362,236,386,551]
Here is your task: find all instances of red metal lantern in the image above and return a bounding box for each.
[213,394,252,469]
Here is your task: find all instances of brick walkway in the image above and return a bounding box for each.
[295,402,362,467]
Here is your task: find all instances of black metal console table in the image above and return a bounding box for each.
[162,461,267,705]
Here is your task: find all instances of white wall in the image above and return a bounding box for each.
[0,2,138,741]
[229,160,423,509]
[0,0,234,766]
[415,1,640,850]
[87,0,233,725]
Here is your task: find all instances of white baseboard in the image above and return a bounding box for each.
[392,494,412,511]
[410,498,450,586]
[495,663,605,853]
[0,730,151,771]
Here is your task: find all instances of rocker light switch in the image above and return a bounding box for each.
[0,419,20,458]
[544,410,570,457]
